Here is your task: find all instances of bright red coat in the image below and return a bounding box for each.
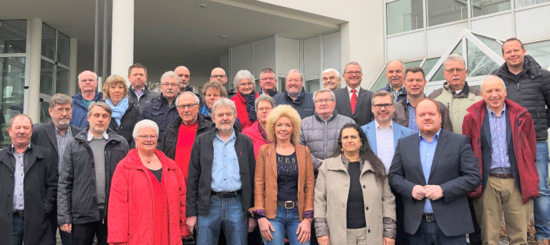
[242,121,269,158]
[108,148,191,244]
[462,99,539,203]
[231,91,258,131]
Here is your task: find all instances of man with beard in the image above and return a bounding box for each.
[31,93,81,245]
[273,69,315,118]
[389,98,480,244]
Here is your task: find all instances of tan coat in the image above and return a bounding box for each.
[250,143,315,220]
[314,155,396,244]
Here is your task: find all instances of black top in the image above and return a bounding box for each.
[276,152,298,202]
[149,168,162,183]
[347,161,366,228]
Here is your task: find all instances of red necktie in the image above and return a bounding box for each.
[351,89,357,114]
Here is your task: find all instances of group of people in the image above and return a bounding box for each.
[1,37,549,245]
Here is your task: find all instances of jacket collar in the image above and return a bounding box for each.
[313,110,338,122]
[443,82,472,99]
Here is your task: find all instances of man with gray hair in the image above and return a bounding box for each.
[321,68,341,91]
[429,54,481,134]
[142,71,181,142]
[378,60,407,102]
[160,91,213,178]
[334,61,374,125]
[273,69,315,118]
[300,88,354,174]
[186,98,256,244]
[58,102,129,244]
[71,70,103,128]
[32,93,81,245]
[259,68,279,97]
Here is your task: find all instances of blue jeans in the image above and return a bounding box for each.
[535,142,550,239]
[263,206,310,245]
[197,194,247,245]
[12,216,24,245]
[409,218,467,245]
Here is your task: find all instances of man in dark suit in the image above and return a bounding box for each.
[334,61,374,125]
[389,98,481,245]
[31,93,80,245]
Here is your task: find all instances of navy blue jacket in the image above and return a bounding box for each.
[273,87,315,119]
[71,92,103,129]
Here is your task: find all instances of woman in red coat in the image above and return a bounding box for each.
[242,94,275,158]
[231,69,259,130]
[108,119,191,245]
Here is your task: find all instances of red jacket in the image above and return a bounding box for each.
[242,121,269,158]
[231,91,258,130]
[108,149,191,244]
[462,99,539,203]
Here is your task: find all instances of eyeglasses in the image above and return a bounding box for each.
[257,107,272,112]
[161,83,179,87]
[211,75,226,79]
[177,103,198,110]
[137,135,158,140]
[261,77,275,81]
[345,71,362,76]
[239,82,254,87]
[444,68,465,73]
[315,99,335,104]
[373,103,394,109]
[54,108,71,114]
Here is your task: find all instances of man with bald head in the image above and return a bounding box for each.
[463,75,538,245]
[127,63,158,113]
[378,60,407,102]
[389,98,480,244]
[71,70,103,128]
[175,65,192,92]
[210,67,236,98]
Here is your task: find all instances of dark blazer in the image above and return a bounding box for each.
[333,87,374,126]
[388,130,481,237]
[0,144,58,245]
[31,120,81,164]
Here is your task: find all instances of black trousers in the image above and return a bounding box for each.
[72,209,107,245]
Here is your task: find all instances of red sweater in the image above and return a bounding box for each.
[174,122,198,180]
[231,91,258,131]
[108,149,191,244]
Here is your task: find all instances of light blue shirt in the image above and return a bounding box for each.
[419,129,440,214]
[487,104,511,173]
[131,87,145,101]
[407,98,419,134]
[12,144,31,211]
[211,131,242,192]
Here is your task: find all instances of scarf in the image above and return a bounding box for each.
[106,97,129,126]
[243,92,257,122]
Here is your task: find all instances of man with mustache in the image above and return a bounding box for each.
[378,60,407,102]
[274,69,315,118]
[186,98,256,244]
[389,98,481,245]
[333,61,374,125]
[142,71,181,143]
[31,93,81,245]
[393,67,453,133]
[58,102,129,245]
[429,54,481,134]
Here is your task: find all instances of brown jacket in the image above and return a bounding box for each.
[250,143,315,220]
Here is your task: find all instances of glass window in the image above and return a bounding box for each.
[475,34,503,55]
[516,0,550,8]
[525,40,550,70]
[386,0,424,35]
[41,23,56,60]
[471,0,511,17]
[0,57,26,147]
[56,67,70,95]
[57,31,70,66]
[422,57,440,72]
[404,60,422,68]
[40,60,54,96]
[427,0,467,26]
[305,79,320,93]
[370,72,389,92]
[431,43,463,81]
[467,40,501,77]
[0,20,27,54]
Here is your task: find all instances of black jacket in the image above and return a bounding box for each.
[492,55,550,141]
[57,129,129,225]
[31,120,81,164]
[160,115,213,160]
[186,128,255,216]
[108,101,141,147]
[0,144,57,245]
[141,94,179,143]
[128,86,159,113]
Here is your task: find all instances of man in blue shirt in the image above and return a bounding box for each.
[389,98,480,245]
[186,98,256,245]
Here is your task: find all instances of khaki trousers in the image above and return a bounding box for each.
[347,227,367,245]
[474,177,532,245]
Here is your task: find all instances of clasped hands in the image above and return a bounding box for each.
[412,185,443,201]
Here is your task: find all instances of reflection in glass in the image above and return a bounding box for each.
[40,60,54,96]
[516,0,550,8]
[525,41,550,69]
[427,0,467,26]
[475,34,503,55]
[467,40,501,77]
[386,0,424,35]
[471,0,510,17]
[0,20,27,54]
[41,23,56,60]
[0,57,26,147]
[306,79,320,93]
